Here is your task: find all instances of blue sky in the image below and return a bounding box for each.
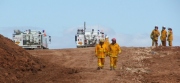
[0,0,180,49]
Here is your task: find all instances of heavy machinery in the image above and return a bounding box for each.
[75,22,107,48]
[12,29,51,50]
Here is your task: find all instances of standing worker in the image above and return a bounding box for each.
[160,26,167,46]
[167,28,173,46]
[95,39,108,70]
[150,26,160,47]
[108,38,121,70]
[104,36,110,56]
[104,36,110,47]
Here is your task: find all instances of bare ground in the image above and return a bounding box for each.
[1,34,180,83]
[25,46,180,83]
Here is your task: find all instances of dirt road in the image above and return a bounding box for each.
[25,47,180,83]
[1,34,179,83]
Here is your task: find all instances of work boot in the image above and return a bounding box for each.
[97,67,101,70]
[110,67,113,70]
[100,67,103,69]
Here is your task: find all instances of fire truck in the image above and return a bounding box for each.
[12,29,51,50]
[75,22,107,48]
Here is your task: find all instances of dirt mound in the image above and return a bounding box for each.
[0,34,45,83]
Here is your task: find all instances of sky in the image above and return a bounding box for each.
[0,0,180,49]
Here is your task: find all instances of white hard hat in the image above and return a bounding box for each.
[162,26,166,29]
[100,39,105,42]
[106,36,109,38]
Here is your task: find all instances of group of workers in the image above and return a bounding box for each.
[151,26,173,47]
[94,25,174,70]
[95,36,121,70]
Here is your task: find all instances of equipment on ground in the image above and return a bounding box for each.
[75,22,107,48]
[12,29,51,50]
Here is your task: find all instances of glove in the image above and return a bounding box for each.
[109,54,112,57]
[119,50,122,54]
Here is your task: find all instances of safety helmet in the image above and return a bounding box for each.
[168,28,172,30]
[100,39,105,42]
[155,26,158,29]
[162,26,166,29]
[112,38,116,41]
[105,36,109,38]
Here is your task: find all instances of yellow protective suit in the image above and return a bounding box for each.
[104,38,110,47]
[108,43,121,69]
[95,43,108,68]
[104,38,110,56]
[160,30,167,46]
[167,31,173,46]
[150,29,160,47]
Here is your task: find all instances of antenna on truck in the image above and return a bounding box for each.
[84,21,87,47]
[84,21,86,34]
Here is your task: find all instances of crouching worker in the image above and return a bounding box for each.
[95,39,108,70]
[108,38,121,70]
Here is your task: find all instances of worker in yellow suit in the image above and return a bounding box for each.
[167,28,173,46]
[104,36,110,56]
[150,26,160,47]
[95,39,108,70]
[108,38,121,70]
[160,26,167,46]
